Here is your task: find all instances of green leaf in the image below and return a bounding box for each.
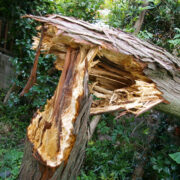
[154,0,161,5]
[139,6,154,11]
[143,128,150,135]
[169,152,180,164]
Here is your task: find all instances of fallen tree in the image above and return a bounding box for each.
[18,14,180,180]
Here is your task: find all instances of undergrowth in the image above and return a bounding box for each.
[78,113,180,180]
[0,90,28,180]
[0,89,180,179]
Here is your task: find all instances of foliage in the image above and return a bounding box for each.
[107,0,141,32]
[106,0,180,54]
[143,115,180,179]
[142,0,180,52]
[0,91,28,180]
[57,0,104,22]
[138,30,153,41]
[169,152,180,164]
[0,0,57,54]
[79,114,135,179]
[78,113,180,179]
[168,28,180,56]
[0,149,23,180]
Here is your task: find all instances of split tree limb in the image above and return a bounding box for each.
[19,97,92,180]
[19,46,92,179]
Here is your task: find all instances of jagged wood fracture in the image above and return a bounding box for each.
[19,14,180,180]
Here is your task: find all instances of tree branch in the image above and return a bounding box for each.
[88,115,101,140]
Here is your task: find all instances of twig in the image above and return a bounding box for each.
[3,83,16,104]
[88,115,101,140]
[131,119,145,137]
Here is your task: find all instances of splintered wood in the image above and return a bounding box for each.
[22,14,172,168]
[32,24,164,116]
[27,47,89,167]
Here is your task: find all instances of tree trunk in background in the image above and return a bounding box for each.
[19,96,92,180]
[133,0,149,35]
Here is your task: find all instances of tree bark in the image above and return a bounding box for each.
[3,83,16,104]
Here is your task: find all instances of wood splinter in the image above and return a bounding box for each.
[20,25,44,96]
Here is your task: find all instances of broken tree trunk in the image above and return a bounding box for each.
[19,14,180,179]
[19,97,92,180]
[19,96,91,180]
[19,47,91,179]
